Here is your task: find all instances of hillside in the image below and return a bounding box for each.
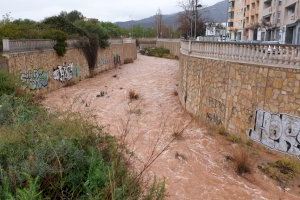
[116,0,228,29]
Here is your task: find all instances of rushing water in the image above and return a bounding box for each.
[43,55,299,200]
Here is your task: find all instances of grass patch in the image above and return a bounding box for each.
[0,70,19,97]
[172,130,184,140]
[0,70,165,199]
[124,58,134,64]
[63,79,77,87]
[217,126,229,136]
[128,89,140,101]
[227,134,242,144]
[259,158,300,188]
[232,148,252,175]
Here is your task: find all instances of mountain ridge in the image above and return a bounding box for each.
[116,0,228,29]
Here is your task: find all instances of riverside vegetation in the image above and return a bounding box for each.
[0,70,165,199]
[216,126,300,192]
[140,47,178,60]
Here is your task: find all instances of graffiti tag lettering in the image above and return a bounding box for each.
[20,69,48,90]
[53,63,80,82]
[99,58,110,66]
[249,109,300,157]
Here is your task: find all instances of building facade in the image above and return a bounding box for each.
[228,0,245,40]
[228,0,300,44]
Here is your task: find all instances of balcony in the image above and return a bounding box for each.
[228,6,234,12]
[250,9,257,16]
[284,13,297,24]
[262,7,272,16]
[285,0,297,7]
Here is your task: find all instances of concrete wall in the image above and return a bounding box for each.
[5,42,136,93]
[179,52,300,156]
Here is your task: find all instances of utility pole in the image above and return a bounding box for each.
[194,0,202,38]
[190,0,194,38]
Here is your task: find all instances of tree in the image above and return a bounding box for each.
[100,22,127,38]
[155,9,163,38]
[74,20,109,48]
[62,10,84,23]
[178,0,205,38]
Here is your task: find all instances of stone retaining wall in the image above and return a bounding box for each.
[179,52,300,156]
[5,42,136,93]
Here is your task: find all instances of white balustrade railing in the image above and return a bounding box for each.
[181,40,300,68]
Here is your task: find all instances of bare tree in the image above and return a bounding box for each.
[178,0,205,38]
[155,9,163,38]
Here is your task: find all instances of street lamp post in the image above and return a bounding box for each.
[194,0,202,39]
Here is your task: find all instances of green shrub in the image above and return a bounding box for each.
[227,134,242,144]
[0,74,165,199]
[124,58,134,64]
[144,47,170,58]
[259,157,300,187]
[0,70,18,97]
[43,29,67,56]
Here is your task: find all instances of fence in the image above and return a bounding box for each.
[2,38,136,53]
[181,40,300,68]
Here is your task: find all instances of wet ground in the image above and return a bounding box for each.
[43,55,299,200]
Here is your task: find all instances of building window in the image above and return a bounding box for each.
[286,4,296,15]
[298,27,300,45]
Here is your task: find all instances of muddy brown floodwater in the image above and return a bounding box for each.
[43,55,300,200]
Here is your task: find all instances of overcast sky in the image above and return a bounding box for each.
[1,0,221,22]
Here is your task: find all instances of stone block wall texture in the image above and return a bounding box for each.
[179,53,300,136]
[5,43,137,93]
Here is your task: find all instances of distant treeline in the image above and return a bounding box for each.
[0,10,181,44]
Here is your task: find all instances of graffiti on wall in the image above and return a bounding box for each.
[114,54,121,66]
[53,63,80,82]
[21,69,48,90]
[249,109,300,156]
[207,97,226,113]
[206,97,226,125]
[99,58,110,66]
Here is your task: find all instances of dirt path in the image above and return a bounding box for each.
[43,55,299,200]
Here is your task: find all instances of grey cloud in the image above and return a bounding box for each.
[1,0,220,22]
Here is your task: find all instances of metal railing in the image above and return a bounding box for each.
[181,40,300,68]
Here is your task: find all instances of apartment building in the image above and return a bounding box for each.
[228,0,245,40]
[244,0,260,40]
[228,0,300,44]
